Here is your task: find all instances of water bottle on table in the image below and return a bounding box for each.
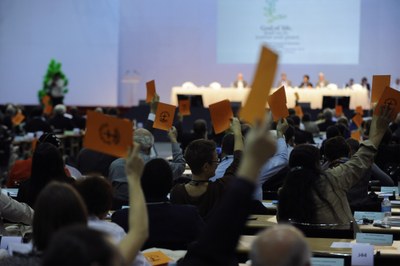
[381,196,391,228]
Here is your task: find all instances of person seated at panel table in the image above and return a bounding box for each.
[315,72,329,88]
[232,72,248,88]
[298,75,313,88]
[361,77,370,91]
[346,78,354,88]
[276,72,292,88]
[277,105,393,226]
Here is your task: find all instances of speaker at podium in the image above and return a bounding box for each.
[322,96,350,109]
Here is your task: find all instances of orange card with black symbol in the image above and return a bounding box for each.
[146,80,156,103]
[352,113,363,128]
[178,99,191,116]
[239,45,278,124]
[294,105,303,118]
[83,111,133,158]
[373,86,400,121]
[371,75,390,103]
[267,86,288,122]
[143,251,171,266]
[209,100,233,134]
[153,102,176,131]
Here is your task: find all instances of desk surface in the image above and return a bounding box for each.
[237,235,400,256]
[247,215,400,236]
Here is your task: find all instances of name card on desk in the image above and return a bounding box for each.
[351,243,374,266]
[354,211,384,221]
[381,186,398,194]
[311,257,344,266]
[356,233,393,246]
[0,236,22,250]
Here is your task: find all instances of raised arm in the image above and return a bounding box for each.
[327,105,393,190]
[118,144,149,264]
[144,93,159,131]
[167,126,186,179]
[0,189,34,225]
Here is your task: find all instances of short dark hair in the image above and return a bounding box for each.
[141,158,173,201]
[184,139,216,175]
[324,136,350,161]
[33,182,88,251]
[43,225,121,266]
[75,176,113,218]
[302,113,311,122]
[193,119,207,136]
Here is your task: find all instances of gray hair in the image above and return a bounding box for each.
[54,104,67,115]
[250,225,311,266]
[134,128,154,154]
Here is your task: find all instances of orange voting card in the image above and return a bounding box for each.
[335,105,343,117]
[42,95,53,115]
[178,99,191,116]
[294,105,303,118]
[83,111,133,158]
[355,105,363,115]
[352,113,363,128]
[351,130,361,141]
[373,86,400,121]
[143,251,172,266]
[371,75,390,103]
[12,112,25,126]
[146,80,156,103]
[209,100,234,134]
[153,102,176,131]
[267,86,289,121]
[239,45,278,124]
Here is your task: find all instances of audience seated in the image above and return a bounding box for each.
[16,142,75,207]
[250,225,311,266]
[109,127,185,202]
[317,108,335,132]
[23,106,51,133]
[177,113,277,265]
[209,133,235,181]
[176,116,210,153]
[112,158,204,250]
[75,176,126,243]
[170,118,243,220]
[291,115,315,145]
[302,113,320,136]
[48,104,75,133]
[278,106,392,225]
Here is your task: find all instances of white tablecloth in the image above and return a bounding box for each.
[170,86,370,109]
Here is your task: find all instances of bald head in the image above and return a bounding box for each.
[134,128,154,154]
[250,225,311,266]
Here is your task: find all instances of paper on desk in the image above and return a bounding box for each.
[330,242,353,248]
[262,202,276,208]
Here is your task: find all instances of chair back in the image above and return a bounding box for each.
[288,219,354,239]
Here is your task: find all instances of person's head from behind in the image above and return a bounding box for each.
[326,125,341,140]
[302,113,311,123]
[250,224,311,266]
[193,119,207,137]
[54,104,67,116]
[134,128,154,155]
[279,144,321,222]
[290,115,301,128]
[29,106,44,118]
[31,142,66,187]
[346,138,360,156]
[322,108,333,121]
[185,139,217,178]
[141,158,173,202]
[221,133,234,157]
[43,225,124,266]
[284,125,295,146]
[324,136,350,162]
[33,182,88,251]
[75,176,113,219]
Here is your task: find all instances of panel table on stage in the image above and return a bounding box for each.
[171,86,370,109]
